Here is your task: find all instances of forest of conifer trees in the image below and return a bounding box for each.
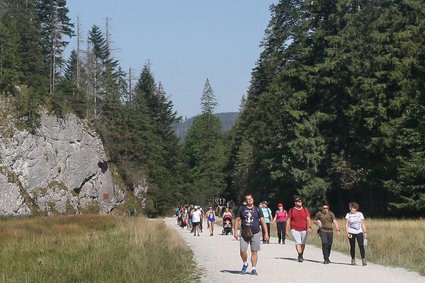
[225,0,425,216]
[1,0,424,217]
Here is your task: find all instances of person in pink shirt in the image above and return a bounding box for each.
[272,203,288,244]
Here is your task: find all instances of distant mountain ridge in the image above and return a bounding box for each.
[174,112,239,140]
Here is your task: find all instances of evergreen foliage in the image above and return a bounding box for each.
[183,80,226,204]
[35,0,74,96]
[1,0,424,217]
[0,1,185,216]
[226,0,425,216]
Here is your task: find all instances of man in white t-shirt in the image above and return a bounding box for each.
[191,206,202,236]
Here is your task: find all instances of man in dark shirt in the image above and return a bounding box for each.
[314,201,341,264]
[234,194,269,276]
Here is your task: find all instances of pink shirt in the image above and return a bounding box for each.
[275,210,288,222]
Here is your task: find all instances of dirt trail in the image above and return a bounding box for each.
[164,217,425,283]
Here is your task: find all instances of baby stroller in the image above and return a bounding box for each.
[222,215,233,235]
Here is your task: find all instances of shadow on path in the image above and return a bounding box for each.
[220,270,243,275]
[275,257,352,266]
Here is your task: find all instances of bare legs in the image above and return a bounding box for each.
[240,249,258,268]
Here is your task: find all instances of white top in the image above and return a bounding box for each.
[345,212,364,234]
[191,209,202,223]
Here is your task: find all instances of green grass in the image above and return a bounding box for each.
[0,215,196,282]
[270,218,425,275]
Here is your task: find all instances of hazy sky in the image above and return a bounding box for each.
[66,0,276,118]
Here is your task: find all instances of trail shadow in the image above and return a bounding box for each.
[275,257,299,262]
[275,257,353,266]
[326,261,353,266]
[220,270,244,275]
[304,258,325,264]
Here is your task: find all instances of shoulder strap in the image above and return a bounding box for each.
[255,206,261,217]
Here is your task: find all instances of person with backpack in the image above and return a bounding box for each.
[286,196,312,262]
[260,201,272,243]
[234,194,269,276]
[272,203,288,244]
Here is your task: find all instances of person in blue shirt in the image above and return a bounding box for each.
[234,194,269,276]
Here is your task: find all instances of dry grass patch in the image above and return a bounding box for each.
[0,215,195,282]
[269,218,425,275]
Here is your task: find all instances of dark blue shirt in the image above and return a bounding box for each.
[237,205,264,234]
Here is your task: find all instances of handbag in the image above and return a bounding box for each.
[241,226,254,241]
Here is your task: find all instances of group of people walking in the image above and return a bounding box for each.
[176,204,230,237]
[234,193,368,275]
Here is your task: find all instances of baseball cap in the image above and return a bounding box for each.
[277,203,283,207]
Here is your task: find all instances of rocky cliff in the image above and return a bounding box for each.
[0,110,128,216]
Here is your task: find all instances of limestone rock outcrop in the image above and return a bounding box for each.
[0,111,126,216]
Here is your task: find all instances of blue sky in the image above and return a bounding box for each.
[66,0,276,118]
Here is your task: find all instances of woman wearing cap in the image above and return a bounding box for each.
[286,197,312,262]
[272,203,288,244]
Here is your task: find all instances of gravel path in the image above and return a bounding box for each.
[164,217,425,283]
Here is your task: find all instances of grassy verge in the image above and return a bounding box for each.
[269,218,425,275]
[0,215,196,282]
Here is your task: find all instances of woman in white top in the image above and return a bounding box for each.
[345,202,368,266]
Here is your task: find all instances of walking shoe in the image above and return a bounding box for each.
[362,259,367,266]
[298,255,304,262]
[351,259,356,265]
[323,260,330,264]
[241,264,248,274]
[251,269,258,276]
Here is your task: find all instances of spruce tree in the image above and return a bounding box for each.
[35,0,74,96]
[184,79,225,204]
[0,1,21,95]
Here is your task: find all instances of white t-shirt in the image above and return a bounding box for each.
[345,212,364,234]
[191,209,202,223]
